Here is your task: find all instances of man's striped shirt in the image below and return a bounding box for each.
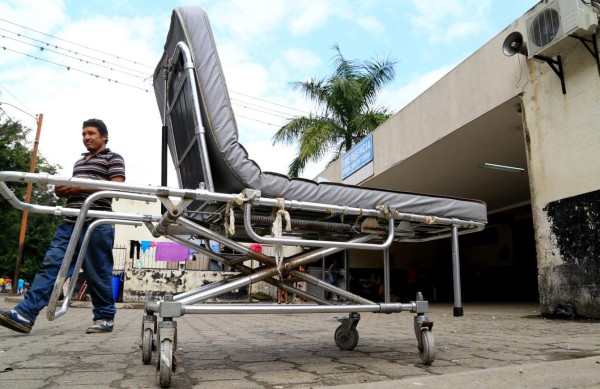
[65,148,126,215]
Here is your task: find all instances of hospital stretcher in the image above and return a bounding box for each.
[0,7,487,388]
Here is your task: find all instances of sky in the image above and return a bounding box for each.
[0,0,540,187]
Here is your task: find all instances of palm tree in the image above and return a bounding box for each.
[273,43,397,177]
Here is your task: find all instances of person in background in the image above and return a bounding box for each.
[17,278,25,295]
[325,259,341,300]
[277,274,290,304]
[0,118,125,335]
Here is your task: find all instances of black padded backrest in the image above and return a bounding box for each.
[152,7,488,224]
[153,7,261,195]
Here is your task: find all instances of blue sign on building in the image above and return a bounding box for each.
[341,134,373,179]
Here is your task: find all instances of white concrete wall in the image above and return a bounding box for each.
[522,28,600,317]
[523,36,600,204]
[112,198,171,246]
[122,269,241,302]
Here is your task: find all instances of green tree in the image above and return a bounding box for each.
[0,118,63,280]
[273,43,397,177]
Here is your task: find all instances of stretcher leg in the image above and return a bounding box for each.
[413,292,435,365]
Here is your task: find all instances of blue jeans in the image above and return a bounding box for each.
[16,221,116,323]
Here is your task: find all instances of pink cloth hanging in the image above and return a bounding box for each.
[155,242,189,262]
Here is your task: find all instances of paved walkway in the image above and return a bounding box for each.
[1,297,599,388]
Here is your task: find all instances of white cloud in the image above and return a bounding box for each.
[0,6,163,186]
[205,0,287,39]
[282,48,322,71]
[0,0,66,32]
[357,16,386,38]
[410,0,492,44]
[243,138,332,179]
[288,1,333,35]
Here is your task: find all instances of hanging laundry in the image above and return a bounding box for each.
[141,240,152,253]
[129,240,141,259]
[155,242,190,262]
[209,240,220,253]
[150,241,157,248]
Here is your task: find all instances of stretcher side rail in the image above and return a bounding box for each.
[1,171,484,246]
[51,218,143,320]
[43,190,157,321]
[1,171,476,317]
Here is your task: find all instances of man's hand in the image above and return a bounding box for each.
[55,185,88,198]
[55,177,124,198]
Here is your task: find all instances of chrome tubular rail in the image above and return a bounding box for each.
[45,190,157,321]
[182,302,416,315]
[168,41,215,193]
[243,202,395,250]
[50,219,143,320]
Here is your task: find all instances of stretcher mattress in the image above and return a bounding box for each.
[153,7,487,224]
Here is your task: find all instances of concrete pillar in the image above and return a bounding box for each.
[522,32,600,318]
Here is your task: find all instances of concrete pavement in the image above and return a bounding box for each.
[1,296,599,388]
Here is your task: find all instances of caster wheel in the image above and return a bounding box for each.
[142,328,153,365]
[159,339,173,388]
[334,325,359,351]
[419,329,435,365]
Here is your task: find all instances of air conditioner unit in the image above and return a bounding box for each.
[525,0,598,58]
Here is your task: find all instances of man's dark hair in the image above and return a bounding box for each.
[83,118,108,143]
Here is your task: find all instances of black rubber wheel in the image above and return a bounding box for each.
[334,325,359,351]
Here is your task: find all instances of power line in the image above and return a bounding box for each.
[231,101,291,120]
[0,27,147,75]
[230,90,310,115]
[1,45,150,92]
[0,102,36,120]
[0,106,15,123]
[234,113,281,127]
[231,97,300,118]
[0,17,153,69]
[0,83,34,113]
[1,18,313,118]
[0,19,322,123]
[0,33,148,80]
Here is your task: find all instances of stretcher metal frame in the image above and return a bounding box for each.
[0,7,487,388]
[0,168,479,387]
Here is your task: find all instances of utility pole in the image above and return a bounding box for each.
[12,113,44,294]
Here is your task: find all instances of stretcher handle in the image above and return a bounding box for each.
[51,219,143,320]
[46,190,156,321]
